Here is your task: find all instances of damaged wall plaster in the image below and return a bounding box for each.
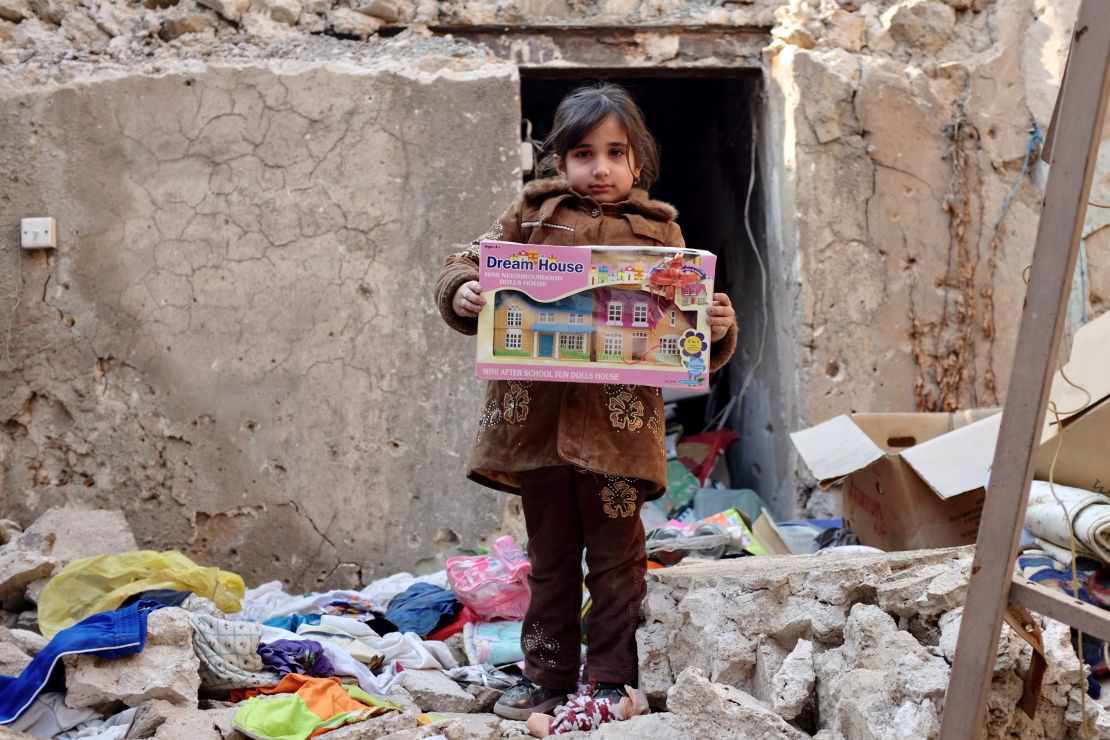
[0,48,522,589]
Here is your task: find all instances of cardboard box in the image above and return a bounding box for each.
[476,241,717,389]
[790,410,1001,551]
[1033,312,1110,493]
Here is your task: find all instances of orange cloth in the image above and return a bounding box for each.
[231,675,374,737]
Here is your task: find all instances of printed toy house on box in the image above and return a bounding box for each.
[476,241,717,389]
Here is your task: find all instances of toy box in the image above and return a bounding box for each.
[476,240,717,389]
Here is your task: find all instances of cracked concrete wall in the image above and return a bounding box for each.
[0,48,522,590]
[763,0,1110,512]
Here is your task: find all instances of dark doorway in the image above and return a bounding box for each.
[520,72,779,507]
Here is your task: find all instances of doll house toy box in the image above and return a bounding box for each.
[476,240,717,390]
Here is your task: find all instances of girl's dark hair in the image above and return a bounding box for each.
[538,82,661,189]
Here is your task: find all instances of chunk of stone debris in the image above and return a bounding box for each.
[65,608,200,708]
[466,683,502,713]
[0,0,31,24]
[772,639,816,721]
[327,7,379,38]
[195,0,248,21]
[357,0,408,22]
[324,710,418,738]
[667,667,809,739]
[1,625,47,656]
[0,641,31,677]
[0,532,57,611]
[752,640,787,703]
[259,0,300,24]
[400,668,476,713]
[125,699,179,738]
[151,705,239,739]
[158,8,217,39]
[882,0,956,50]
[26,508,138,564]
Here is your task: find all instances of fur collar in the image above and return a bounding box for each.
[522,177,678,221]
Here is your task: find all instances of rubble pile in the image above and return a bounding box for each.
[2,506,1110,739]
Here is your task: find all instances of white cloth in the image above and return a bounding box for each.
[233,583,366,623]
[8,693,99,737]
[1026,481,1110,563]
[56,708,136,740]
[298,616,457,671]
[359,571,449,611]
[257,624,403,698]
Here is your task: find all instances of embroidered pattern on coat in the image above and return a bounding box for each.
[503,382,531,424]
[521,220,575,233]
[600,479,638,519]
[607,389,644,432]
[647,407,665,456]
[457,216,505,260]
[476,399,502,441]
[522,623,561,668]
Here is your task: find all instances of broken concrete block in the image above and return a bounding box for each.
[667,666,808,739]
[65,608,200,708]
[772,639,815,722]
[751,640,787,704]
[324,710,418,738]
[195,0,247,21]
[771,23,816,50]
[1,626,46,656]
[400,668,476,713]
[466,683,502,713]
[0,0,30,25]
[25,507,138,564]
[327,7,379,39]
[0,533,58,611]
[882,0,956,51]
[259,0,299,24]
[151,705,239,739]
[0,640,31,677]
[125,699,179,738]
[385,685,420,714]
[157,9,217,39]
[443,633,467,667]
[823,8,865,52]
[357,0,409,23]
[27,0,64,23]
[876,561,968,618]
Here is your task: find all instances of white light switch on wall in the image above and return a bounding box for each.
[21,217,57,249]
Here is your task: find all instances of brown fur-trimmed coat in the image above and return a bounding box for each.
[434,177,738,500]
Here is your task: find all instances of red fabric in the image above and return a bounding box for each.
[676,429,738,484]
[425,606,479,642]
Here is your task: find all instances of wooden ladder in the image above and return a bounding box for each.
[940,1,1110,736]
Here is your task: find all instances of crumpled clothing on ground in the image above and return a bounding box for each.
[0,600,164,725]
[258,639,334,678]
[232,674,401,740]
[259,624,403,698]
[5,692,99,737]
[189,612,281,692]
[56,707,137,740]
[234,583,367,623]
[446,663,515,690]
[297,615,457,670]
[264,613,322,633]
[384,583,460,638]
[359,571,449,611]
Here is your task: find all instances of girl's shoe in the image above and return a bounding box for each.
[590,681,628,704]
[494,677,569,720]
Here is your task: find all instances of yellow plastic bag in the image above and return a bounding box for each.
[38,550,245,638]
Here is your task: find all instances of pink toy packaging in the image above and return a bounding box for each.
[475,240,717,390]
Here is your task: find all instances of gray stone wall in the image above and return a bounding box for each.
[0,50,521,589]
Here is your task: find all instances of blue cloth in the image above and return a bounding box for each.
[384,583,460,638]
[262,613,322,632]
[0,600,163,725]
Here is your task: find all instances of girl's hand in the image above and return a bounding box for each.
[708,293,736,342]
[453,280,485,317]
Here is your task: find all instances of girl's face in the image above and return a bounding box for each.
[556,115,639,203]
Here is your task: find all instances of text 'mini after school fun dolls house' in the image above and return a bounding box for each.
[475,241,717,390]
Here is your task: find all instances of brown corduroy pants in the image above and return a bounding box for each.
[518,466,648,690]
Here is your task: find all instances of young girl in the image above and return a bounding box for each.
[434,83,737,720]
